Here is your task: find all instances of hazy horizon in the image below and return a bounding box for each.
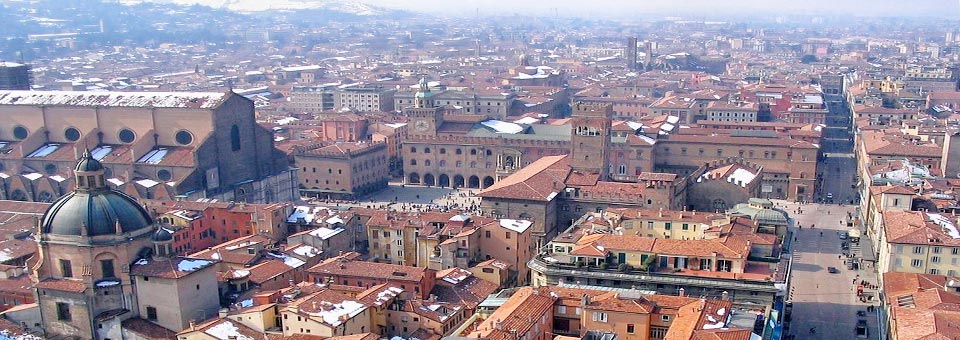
[365,0,958,18]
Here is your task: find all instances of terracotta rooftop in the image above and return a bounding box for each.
[34,278,85,293]
[129,257,218,279]
[121,317,178,340]
[307,253,428,283]
[468,287,557,340]
[883,272,960,340]
[479,155,569,201]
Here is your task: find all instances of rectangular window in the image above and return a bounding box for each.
[506,232,511,239]
[146,306,157,321]
[912,259,923,267]
[665,223,672,230]
[592,312,608,322]
[914,246,924,254]
[933,256,941,263]
[627,324,635,334]
[557,306,567,314]
[682,223,689,230]
[650,326,668,338]
[647,221,654,229]
[56,303,71,321]
[101,259,115,279]
[934,247,942,254]
[60,259,72,278]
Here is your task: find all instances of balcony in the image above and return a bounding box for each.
[529,256,782,293]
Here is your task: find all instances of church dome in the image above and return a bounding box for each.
[39,150,154,238]
[40,191,154,237]
[151,227,174,242]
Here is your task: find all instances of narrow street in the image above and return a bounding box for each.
[780,201,878,339]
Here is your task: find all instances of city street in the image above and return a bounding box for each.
[779,201,879,339]
[816,99,858,204]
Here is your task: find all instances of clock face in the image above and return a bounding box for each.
[414,120,430,132]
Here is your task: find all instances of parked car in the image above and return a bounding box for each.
[828,267,840,274]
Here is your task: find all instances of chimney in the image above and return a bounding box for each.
[721,291,729,301]
[679,288,685,297]
[188,320,196,331]
[495,319,503,331]
[218,308,229,318]
[581,294,590,307]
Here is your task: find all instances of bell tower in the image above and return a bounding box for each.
[569,102,612,180]
[404,77,444,137]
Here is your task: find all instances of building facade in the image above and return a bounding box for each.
[0,90,297,204]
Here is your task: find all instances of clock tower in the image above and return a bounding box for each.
[404,77,443,137]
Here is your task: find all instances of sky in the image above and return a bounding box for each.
[365,0,958,18]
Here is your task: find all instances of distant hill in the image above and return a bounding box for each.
[125,0,398,16]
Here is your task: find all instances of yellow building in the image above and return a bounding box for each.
[877,210,960,284]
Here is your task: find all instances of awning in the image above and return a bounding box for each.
[847,228,861,239]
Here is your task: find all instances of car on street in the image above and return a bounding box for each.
[826,193,834,200]
[840,233,848,240]
[828,267,840,274]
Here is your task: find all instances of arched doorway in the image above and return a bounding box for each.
[438,174,450,187]
[483,176,495,188]
[408,173,420,184]
[423,174,436,186]
[453,175,465,188]
[468,176,480,188]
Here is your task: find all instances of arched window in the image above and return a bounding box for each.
[230,125,241,151]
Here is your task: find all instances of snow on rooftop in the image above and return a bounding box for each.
[928,213,960,239]
[305,299,366,327]
[275,117,299,125]
[499,219,532,233]
[481,120,524,134]
[135,179,160,188]
[22,173,43,181]
[660,123,675,132]
[288,206,322,223]
[373,286,403,306]
[325,216,344,225]
[49,175,66,182]
[727,168,758,187]
[205,321,254,340]
[626,121,646,131]
[717,308,726,316]
[0,90,227,109]
[293,245,320,258]
[512,116,540,125]
[267,253,306,268]
[178,259,213,272]
[309,227,344,240]
[281,65,322,72]
[636,134,657,145]
[442,271,472,285]
[703,321,726,330]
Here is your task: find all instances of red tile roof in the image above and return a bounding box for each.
[479,155,568,201]
[35,278,85,293]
